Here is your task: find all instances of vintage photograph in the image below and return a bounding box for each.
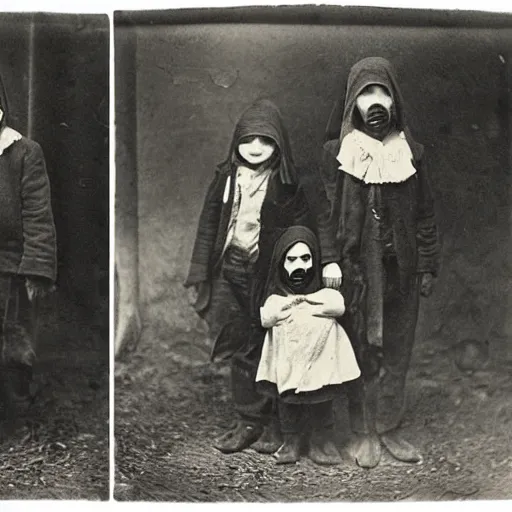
[114,5,512,502]
[0,13,109,500]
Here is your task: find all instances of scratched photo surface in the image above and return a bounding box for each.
[0,13,109,500]
[114,6,512,502]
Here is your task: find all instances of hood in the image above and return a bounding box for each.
[324,57,423,161]
[263,225,321,299]
[219,99,297,184]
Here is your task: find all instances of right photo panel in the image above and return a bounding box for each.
[114,5,512,502]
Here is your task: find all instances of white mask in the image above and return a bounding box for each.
[238,136,276,166]
[356,84,393,117]
[284,242,313,276]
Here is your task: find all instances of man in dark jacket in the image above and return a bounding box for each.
[320,57,440,468]
[185,99,339,454]
[0,72,57,421]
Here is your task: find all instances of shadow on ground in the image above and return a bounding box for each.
[0,291,109,500]
[114,319,512,502]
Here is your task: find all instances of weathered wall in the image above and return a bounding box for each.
[0,14,109,314]
[122,21,512,355]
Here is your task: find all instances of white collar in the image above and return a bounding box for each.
[0,127,22,156]
[336,129,416,184]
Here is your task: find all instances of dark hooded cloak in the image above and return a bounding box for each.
[262,225,321,301]
[263,226,322,303]
[0,72,57,282]
[320,58,440,354]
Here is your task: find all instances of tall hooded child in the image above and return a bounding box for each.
[320,57,440,468]
[255,226,360,465]
[184,99,339,455]
[0,71,57,419]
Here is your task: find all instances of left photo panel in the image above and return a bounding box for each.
[0,13,109,500]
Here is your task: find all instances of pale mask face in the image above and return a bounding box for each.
[356,84,394,138]
[282,241,315,292]
[284,242,313,276]
[238,135,276,166]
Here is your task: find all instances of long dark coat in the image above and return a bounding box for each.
[0,76,56,283]
[321,57,440,371]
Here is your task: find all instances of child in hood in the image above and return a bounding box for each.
[320,57,440,468]
[185,99,339,454]
[0,72,57,416]
[256,226,360,465]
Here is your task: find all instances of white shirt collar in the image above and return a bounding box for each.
[0,127,22,156]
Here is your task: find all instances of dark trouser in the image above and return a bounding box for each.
[222,247,274,426]
[346,257,420,435]
[278,400,334,434]
[0,274,39,420]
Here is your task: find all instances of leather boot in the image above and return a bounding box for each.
[309,427,342,465]
[381,429,422,463]
[213,421,263,454]
[252,420,282,454]
[274,433,301,464]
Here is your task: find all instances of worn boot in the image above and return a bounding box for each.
[309,427,342,465]
[252,420,282,454]
[274,433,301,464]
[214,421,263,454]
[350,432,382,468]
[381,429,422,463]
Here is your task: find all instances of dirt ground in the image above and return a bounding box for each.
[0,291,109,500]
[114,318,512,503]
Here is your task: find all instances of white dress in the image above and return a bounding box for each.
[255,288,361,395]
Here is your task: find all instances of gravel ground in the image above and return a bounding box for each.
[114,321,512,502]
[0,292,109,500]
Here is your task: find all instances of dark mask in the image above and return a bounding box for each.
[281,266,314,293]
[364,103,392,137]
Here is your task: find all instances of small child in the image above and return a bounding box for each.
[255,226,360,465]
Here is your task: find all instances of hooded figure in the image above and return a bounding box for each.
[184,100,338,455]
[0,72,57,419]
[320,58,440,468]
[255,226,360,465]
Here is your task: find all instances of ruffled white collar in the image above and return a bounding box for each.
[0,127,22,156]
[336,129,416,184]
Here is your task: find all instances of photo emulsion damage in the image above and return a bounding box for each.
[0,13,109,500]
[114,6,512,502]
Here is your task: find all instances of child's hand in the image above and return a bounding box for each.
[322,262,342,289]
[25,276,55,302]
[284,295,307,308]
[274,309,292,326]
[262,295,293,328]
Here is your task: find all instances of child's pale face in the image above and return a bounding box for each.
[356,85,393,116]
[238,136,276,166]
[356,84,394,139]
[284,242,313,276]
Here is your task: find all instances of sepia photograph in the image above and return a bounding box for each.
[113,4,512,503]
[0,13,109,500]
